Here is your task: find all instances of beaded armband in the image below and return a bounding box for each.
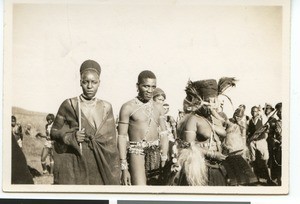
[118,121,129,125]
[176,139,191,149]
[120,159,128,170]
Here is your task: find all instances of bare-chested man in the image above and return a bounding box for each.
[118,70,168,185]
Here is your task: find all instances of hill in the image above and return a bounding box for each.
[12,106,48,134]
[11,106,53,184]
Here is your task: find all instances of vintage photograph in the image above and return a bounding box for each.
[3,0,290,194]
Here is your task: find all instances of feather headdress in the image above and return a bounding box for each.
[185,80,203,102]
[217,77,237,107]
[184,77,237,110]
[218,77,237,95]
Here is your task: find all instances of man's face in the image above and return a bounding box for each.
[11,118,16,127]
[277,108,282,119]
[251,107,259,117]
[264,106,272,115]
[80,71,100,100]
[137,78,156,102]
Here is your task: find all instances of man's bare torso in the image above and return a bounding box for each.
[126,98,161,142]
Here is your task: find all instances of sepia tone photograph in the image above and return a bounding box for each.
[2,0,290,194]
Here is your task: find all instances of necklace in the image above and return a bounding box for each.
[134,97,154,119]
[80,95,97,107]
[134,97,154,141]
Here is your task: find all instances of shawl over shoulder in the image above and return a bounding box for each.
[51,97,120,185]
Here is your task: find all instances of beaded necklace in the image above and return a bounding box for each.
[132,97,156,142]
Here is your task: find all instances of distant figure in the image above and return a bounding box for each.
[153,87,177,140]
[261,103,278,170]
[11,115,23,148]
[118,70,168,185]
[268,102,282,185]
[11,116,34,184]
[162,103,177,141]
[37,114,55,175]
[229,106,247,145]
[176,110,185,124]
[247,106,274,185]
[50,59,120,185]
[152,87,166,104]
[262,103,275,122]
[238,104,250,121]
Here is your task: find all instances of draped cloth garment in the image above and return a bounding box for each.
[51,97,120,185]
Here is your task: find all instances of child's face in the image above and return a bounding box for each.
[47,119,53,125]
[11,118,16,127]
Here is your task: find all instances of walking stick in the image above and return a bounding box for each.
[77,96,83,154]
[248,109,278,142]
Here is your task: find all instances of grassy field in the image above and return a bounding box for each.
[12,107,54,185]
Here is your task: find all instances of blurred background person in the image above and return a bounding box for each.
[11,115,23,149]
[11,115,34,184]
[36,114,55,175]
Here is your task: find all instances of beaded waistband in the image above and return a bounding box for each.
[128,139,160,155]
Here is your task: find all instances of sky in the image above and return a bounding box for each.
[10,2,284,118]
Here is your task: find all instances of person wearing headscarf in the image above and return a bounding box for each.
[152,88,177,142]
[152,87,166,104]
[50,60,120,185]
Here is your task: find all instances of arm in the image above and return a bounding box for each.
[212,117,227,138]
[117,103,131,185]
[45,124,51,140]
[237,119,247,138]
[210,109,228,138]
[50,100,81,153]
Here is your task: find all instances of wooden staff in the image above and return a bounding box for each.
[77,96,82,154]
[248,109,278,142]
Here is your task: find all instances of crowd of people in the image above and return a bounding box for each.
[11,59,283,186]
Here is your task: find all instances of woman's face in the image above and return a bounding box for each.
[153,95,165,104]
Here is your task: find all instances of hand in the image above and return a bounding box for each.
[170,163,182,172]
[214,151,227,161]
[161,160,166,168]
[76,128,85,143]
[121,169,131,185]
